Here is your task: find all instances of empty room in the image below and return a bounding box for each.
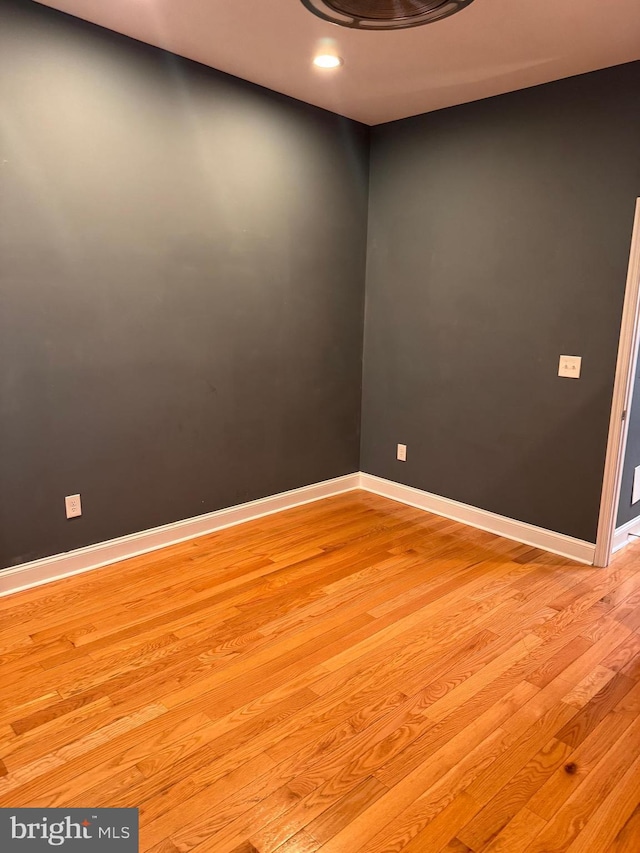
[1,0,640,851]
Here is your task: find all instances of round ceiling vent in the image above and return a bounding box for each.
[300,0,476,30]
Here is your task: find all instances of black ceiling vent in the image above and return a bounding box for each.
[300,0,476,30]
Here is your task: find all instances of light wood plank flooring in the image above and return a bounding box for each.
[1,491,640,852]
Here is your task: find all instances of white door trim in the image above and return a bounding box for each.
[594,198,640,567]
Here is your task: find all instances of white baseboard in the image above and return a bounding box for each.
[360,473,596,565]
[1,470,600,598]
[0,474,360,598]
[612,516,640,554]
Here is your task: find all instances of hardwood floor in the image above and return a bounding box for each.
[1,491,640,852]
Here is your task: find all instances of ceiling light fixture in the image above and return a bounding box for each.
[301,0,476,30]
[313,53,344,68]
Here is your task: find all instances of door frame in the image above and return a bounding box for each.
[594,198,640,567]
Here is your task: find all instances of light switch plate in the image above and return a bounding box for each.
[558,355,582,379]
[633,466,640,505]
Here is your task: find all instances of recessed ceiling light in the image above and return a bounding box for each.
[313,54,344,69]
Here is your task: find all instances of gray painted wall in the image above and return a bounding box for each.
[361,62,640,543]
[0,0,369,569]
[617,357,640,527]
[3,0,639,568]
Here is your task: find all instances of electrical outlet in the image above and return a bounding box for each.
[633,467,640,505]
[558,355,582,379]
[65,494,82,519]
[397,444,407,462]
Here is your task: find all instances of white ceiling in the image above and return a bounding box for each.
[35,0,640,125]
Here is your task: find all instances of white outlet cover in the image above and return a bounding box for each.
[397,444,407,462]
[633,466,640,505]
[65,494,82,519]
[558,355,582,379]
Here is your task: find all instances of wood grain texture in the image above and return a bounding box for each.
[1,491,639,853]
[604,804,640,853]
